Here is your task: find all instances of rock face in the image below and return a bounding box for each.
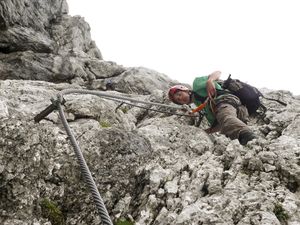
[0,1,300,225]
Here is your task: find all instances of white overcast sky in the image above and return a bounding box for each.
[68,0,300,95]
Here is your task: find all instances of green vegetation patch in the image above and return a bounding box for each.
[99,120,111,128]
[121,107,129,114]
[116,218,134,225]
[273,203,289,224]
[40,198,65,225]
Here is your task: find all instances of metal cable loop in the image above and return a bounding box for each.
[58,89,185,110]
[54,88,199,224]
[35,88,199,224]
[57,103,113,225]
[104,97,198,117]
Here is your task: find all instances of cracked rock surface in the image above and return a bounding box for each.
[1,0,300,225]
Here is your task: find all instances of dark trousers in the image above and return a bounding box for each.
[215,94,251,140]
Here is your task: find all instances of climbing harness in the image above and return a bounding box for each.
[34,89,199,225]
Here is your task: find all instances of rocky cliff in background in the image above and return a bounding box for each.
[1,1,300,225]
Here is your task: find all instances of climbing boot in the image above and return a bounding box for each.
[238,130,256,145]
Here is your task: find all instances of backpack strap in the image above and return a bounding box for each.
[223,74,287,107]
[192,91,207,103]
[261,96,287,106]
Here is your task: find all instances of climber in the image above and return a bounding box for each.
[168,71,256,145]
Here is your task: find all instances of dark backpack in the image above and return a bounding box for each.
[220,74,287,115]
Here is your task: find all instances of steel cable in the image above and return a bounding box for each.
[57,103,113,225]
[36,88,198,224]
[58,89,185,110]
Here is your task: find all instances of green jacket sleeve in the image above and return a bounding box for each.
[192,76,222,98]
[192,76,223,126]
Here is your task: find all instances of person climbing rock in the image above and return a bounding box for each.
[168,71,256,145]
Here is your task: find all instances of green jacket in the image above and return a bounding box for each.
[192,76,223,126]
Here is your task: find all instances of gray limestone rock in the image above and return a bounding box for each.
[109,67,173,95]
[0,0,299,225]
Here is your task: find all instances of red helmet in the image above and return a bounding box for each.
[168,85,189,103]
